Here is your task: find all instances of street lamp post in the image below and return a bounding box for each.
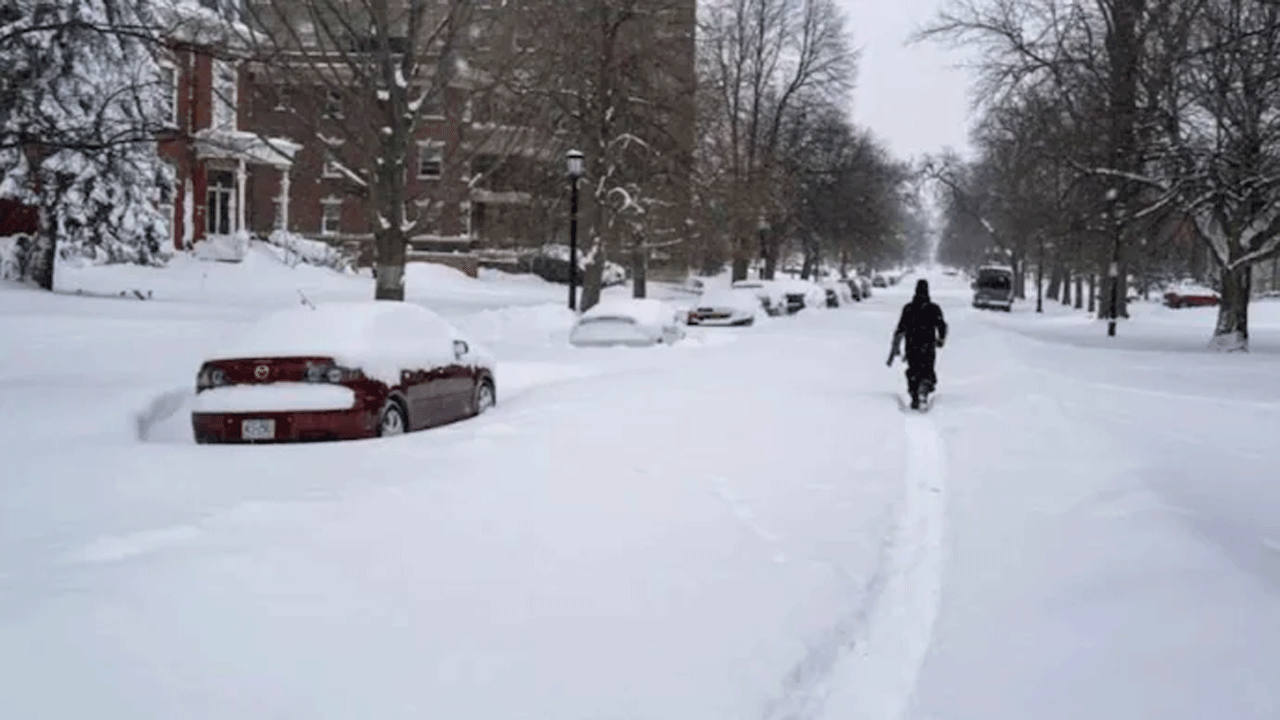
[566,150,584,311]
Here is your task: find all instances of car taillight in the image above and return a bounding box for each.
[305,362,363,384]
[197,365,228,392]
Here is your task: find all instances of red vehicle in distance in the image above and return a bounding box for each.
[1163,280,1221,309]
[192,301,495,443]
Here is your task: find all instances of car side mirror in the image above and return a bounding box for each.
[453,339,469,358]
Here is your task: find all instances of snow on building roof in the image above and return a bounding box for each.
[194,130,301,168]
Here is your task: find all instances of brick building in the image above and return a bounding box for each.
[155,3,301,250]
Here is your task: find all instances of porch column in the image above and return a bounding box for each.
[279,168,291,231]
[236,158,247,233]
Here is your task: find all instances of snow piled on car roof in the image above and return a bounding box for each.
[209,301,491,386]
[580,297,677,328]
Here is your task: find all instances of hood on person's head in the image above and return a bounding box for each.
[914,279,930,302]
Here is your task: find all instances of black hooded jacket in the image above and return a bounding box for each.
[894,280,948,359]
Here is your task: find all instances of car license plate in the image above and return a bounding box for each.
[241,418,275,441]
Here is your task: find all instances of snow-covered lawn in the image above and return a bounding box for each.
[1,255,1277,719]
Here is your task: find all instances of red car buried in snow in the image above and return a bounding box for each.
[191,301,496,443]
[1162,281,1221,309]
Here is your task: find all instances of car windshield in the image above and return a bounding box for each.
[976,271,1012,289]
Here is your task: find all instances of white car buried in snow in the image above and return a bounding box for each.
[569,298,687,348]
[191,301,496,443]
[685,288,759,326]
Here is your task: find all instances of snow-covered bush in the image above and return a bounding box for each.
[264,230,354,272]
[0,235,25,281]
[193,231,251,263]
[1,0,173,286]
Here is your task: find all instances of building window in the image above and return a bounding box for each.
[418,142,443,179]
[273,85,292,111]
[158,62,178,127]
[272,199,285,230]
[424,95,444,117]
[321,201,341,236]
[158,173,176,240]
[324,89,342,118]
[212,59,237,131]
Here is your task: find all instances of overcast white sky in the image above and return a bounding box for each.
[836,0,978,163]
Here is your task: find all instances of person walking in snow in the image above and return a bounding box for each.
[887,279,948,409]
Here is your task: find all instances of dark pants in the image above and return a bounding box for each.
[905,350,937,400]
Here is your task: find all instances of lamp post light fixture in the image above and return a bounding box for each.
[566,149,584,311]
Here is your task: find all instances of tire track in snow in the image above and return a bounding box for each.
[761,407,948,720]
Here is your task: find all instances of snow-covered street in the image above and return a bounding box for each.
[2,261,1278,719]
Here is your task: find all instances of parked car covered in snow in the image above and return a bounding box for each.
[853,275,873,298]
[191,302,495,443]
[821,281,853,307]
[1163,281,1220,308]
[731,279,787,316]
[773,278,827,313]
[569,298,686,347]
[686,288,759,326]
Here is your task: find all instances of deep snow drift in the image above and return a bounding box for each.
[1,251,1278,720]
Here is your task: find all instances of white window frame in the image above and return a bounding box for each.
[320,200,342,236]
[323,88,343,118]
[158,60,179,127]
[212,59,237,131]
[322,153,344,179]
[418,141,444,179]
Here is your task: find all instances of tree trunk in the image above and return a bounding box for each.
[1074,275,1084,309]
[762,239,779,280]
[1088,274,1097,313]
[1047,267,1064,301]
[579,239,605,311]
[373,229,407,301]
[1036,257,1044,313]
[29,215,57,291]
[1061,272,1072,305]
[1210,261,1250,351]
[732,235,747,280]
[1012,252,1026,298]
[631,241,647,298]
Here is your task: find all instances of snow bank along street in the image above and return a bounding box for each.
[2,256,1279,719]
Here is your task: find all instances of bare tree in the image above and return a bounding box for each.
[780,105,910,277]
[234,0,526,301]
[699,0,855,281]
[1162,0,1280,350]
[492,0,695,309]
[917,0,1202,332]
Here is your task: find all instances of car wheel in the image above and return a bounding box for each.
[378,400,407,437]
[475,379,496,415]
